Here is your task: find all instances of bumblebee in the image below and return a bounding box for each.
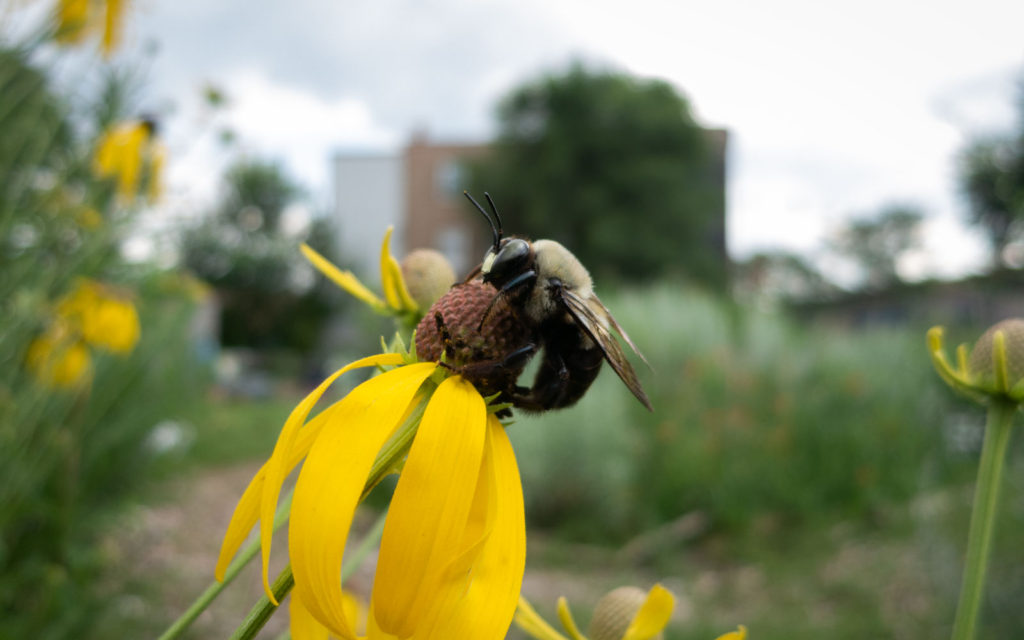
[458,192,652,412]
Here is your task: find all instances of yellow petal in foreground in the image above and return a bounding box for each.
[408,413,527,638]
[289,362,437,636]
[621,584,675,640]
[290,592,330,640]
[371,375,487,636]
[215,393,351,581]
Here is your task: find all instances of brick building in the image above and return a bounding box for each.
[332,128,728,282]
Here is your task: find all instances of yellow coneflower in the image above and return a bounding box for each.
[52,0,130,57]
[94,119,163,202]
[26,326,92,388]
[57,278,140,354]
[216,355,526,639]
[301,226,422,319]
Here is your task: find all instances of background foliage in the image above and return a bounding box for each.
[469,62,725,289]
[0,40,205,640]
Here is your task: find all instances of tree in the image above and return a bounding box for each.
[470,62,724,287]
[829,204,924,290]
[733,250,837,303]
[181,159,341,352]
[958,76,1024,268]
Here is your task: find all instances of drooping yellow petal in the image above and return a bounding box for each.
[372,375,487,637]
[291,591,331,640]
[53,0,89,43]
[101,0,125,56]
[259,353,407,603]
[26,332,91,388]
[379,226,418,312]
[80,295,140,354]
[147,142,165,202]
[215,395,347,581]
[290,362,437,638]
[301,243,387,311]
[514,597,571,640]
[713,625,748,640]
[621,584,675,640]
[94,122,149,199]
[556,597,587,640]
[400,413,527,639]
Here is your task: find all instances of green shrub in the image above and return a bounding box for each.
[511,284,961,541]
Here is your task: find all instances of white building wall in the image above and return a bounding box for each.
[331,154,405,281]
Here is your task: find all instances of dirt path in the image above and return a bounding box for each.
[107,461,694,639]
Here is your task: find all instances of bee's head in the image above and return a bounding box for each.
[465,191,535,287]
[481,237,532,287]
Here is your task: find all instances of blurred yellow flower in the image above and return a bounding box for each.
[301,226,419,319]
[516,584,675,640]
[26,327,91,388]
[58,278,140,354]
[94,119,164,202]
[215,354,526,640]
[76,206,103,230]
[714,625,748,640]
[52,0,128,56]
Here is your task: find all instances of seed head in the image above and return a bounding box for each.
[968,318,1024,389]
[400,249,456,310]
[415,281,535,398]
[589,586,662,640]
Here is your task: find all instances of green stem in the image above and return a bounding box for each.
[951,400,1016,640]
[156,492,294,640]
[229,566,295,640]
[231,509,389,640]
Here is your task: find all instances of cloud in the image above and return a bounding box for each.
[130,0,1024,280]
[223,70,401,189]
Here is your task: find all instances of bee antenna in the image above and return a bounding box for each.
[464,190,501,251]
[483,192,504,241]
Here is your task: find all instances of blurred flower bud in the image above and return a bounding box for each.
[968,319,1024,389]
[401,249,456,310]
[928,318,1024,405]
[589,586,657,640]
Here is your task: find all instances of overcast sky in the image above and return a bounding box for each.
[122,0,1024,280]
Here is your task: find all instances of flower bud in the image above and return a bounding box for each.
[589,586,661,640]
[928,318,1024,405]
[400,249,456,310]
[968,318,1024,391]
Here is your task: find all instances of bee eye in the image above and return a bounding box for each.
[483,238,531,285]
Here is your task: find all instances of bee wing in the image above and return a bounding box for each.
[559,289,653,411]
[588,293,650,369]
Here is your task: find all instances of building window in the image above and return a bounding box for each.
[437,225,469,276]
[435,159,465,197]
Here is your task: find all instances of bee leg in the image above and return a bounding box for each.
[478,270,537,330]
[511,343,604,412]
[453,344,536,380]
[434,311,471,363]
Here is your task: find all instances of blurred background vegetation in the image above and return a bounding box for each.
[3,2,1024,640]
